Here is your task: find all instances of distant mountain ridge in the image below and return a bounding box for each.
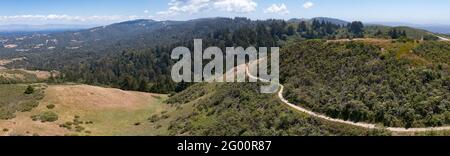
[0,24,97,33]
[368,22,450,35]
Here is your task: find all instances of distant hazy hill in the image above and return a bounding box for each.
[419,25,450,35]
[368,22,450,35]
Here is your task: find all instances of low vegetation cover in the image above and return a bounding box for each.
[281,40,449,128]
[0,69,40,84]
[167,82,390,136]
[31,111,59,122]
[414,41,450,65]
[0,84,45,119]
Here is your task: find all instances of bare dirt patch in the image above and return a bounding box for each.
[45,85,163,110]
[0,57,26,66]
[18,69,56,80]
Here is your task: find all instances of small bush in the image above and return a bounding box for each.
[161,114,170,119]
[31,115,39,121]
[24,85,35,94]
[151,95,162,99]
[75,126,85,132]
[32,111,59,122]
[85,121,94,124]
[60,122,73,129]
[73,119,83,125]
[46,104,55,109]
[148,115,160,123]
[2,128,8,132]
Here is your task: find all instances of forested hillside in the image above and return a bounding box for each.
[3,17,374,93]
[281,40,449,128]
[166,82,390,136]
[1,17,448,135]
[1,17,434,94]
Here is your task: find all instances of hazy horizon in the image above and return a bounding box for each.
[1,0,450,26]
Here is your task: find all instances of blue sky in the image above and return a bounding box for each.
[0,0,449,25]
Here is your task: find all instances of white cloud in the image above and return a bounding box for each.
[157,0,212,16]
[157,0,257,17]
[0,14,140,25]
[303,1,314,9]
[264,4,289,15]
[144,10,149,14]
[213,0,257,13]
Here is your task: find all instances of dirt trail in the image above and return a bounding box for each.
[436,35,449,41]
[245,59,450,132]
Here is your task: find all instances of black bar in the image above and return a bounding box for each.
[0,137,448,155]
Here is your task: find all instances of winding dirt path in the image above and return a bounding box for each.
[245,61,450,133]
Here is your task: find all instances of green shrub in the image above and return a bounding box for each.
[161,114,170,119]
[75,126,85,132]
[30,115,39,121]
[148,115,160,123]
[46,104,55,109]
[32,111,59,122]
[154,124,162,129]
[59,122,73,129]
[24,85,34,94]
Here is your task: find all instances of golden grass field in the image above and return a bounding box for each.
[0,84,194,136]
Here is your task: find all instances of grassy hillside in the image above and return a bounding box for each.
[281,40,449,128]
[0,84,178,136]
[0,57,56,84]
[0,84,45,120]
[365,25,430,39]
[0,69,52,84]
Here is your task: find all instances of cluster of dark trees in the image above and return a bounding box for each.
[61,48,176,93]
[295,20,364,39]
[281,40,450,128]
[388,29,408,39]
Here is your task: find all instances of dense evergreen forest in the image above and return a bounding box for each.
[4,18,369,93]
